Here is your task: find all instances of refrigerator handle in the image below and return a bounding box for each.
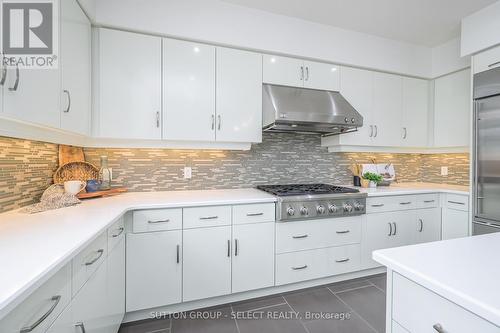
[473,100,481,218]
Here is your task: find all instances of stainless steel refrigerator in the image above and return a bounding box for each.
[473,67,500,235]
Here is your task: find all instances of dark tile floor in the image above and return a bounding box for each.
[119,273,387,333]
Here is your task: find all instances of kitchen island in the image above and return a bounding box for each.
[374,232,500,333]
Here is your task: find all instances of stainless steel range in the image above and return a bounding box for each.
[256,184,367,222]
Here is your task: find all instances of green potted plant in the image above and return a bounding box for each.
[362,172,383,188]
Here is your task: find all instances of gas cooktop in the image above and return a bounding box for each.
[256,183,360,196]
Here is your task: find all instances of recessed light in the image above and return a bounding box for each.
[193,47,200,53]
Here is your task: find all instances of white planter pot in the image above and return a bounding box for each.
[369,181,377,188]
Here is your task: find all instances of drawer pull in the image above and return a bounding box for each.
[448,200,465,205]
[292,265,308,270]
[176,244,180,264]
[399,202,412,205]
[85,249,104,266]
[227,240,231,257]
[371,204,384,207]
[335,258,350,263]
[246,212,264,216]
[424,200,435,203]
[20,295,61,333]
[111,227,124,238]
[75,322,86,333]
[418,219,424,232]
[388,223,393,236]
[432,323,446,333]
[148,219,170,224]
[392,222,397,235]
[234,239,239,256]
[336,230,350,234]
[488,61,500,68]
[292,234,308,239]
[200,216,219,220]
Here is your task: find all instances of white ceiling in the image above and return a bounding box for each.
[221,0,496,47]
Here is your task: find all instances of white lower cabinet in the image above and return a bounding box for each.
[106,238,125,333]
[415,208,441,244]
[126,230,182,312]
[183,226,232,302]
[442,194,470,240]
[232,222,275,293]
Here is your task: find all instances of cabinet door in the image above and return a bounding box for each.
[336,66,373,145]
[106,237,125,333]
[442,208,469,240]
[60,0,91,135]
[415,208,441,244]
[97,28,161,139]
[163,38,215,141]
[372,72,403,147]
[232,222,274,293]
[183,226,231,302]
[303,61,339,91]
[402,77,428,147]
[262,55,303,87]
[126,231,182,312]
[216,47,262,143]
[433,69,471,147]
[362,211,414,268]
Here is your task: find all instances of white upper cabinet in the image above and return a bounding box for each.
[95,28,162,139]
[60,0,91,135]
[163,39,216,142]
[263,54,339,91]
[473,44,500,74]
[263,55,303,87]
[371,72,403,147]
[402,77,429,147]
[433,69,471,148]
[216,47,262,143]
[303,61,340,91]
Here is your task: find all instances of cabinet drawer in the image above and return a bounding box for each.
[474,45,500,74]
[0,264,71,333]
[133,208,182,233]
[327,244,361,276]
[232,203,275,224]
[72,232,107,297]
[275,248,328,285]
[415,194,439,209]
[107,216,125,251]
[445,194,469,211]
[276,217,361,254]
[183,205,231,228]
[367,196,416,213]
[393,273,499,333]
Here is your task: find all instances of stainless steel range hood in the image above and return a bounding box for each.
[262,84,363,136]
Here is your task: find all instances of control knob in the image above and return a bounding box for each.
[353,201,365,211]
[287,206,295,216]
[328,204,339,213]
[317,205,326,214]
[343,203,353,213]
[300,206,309,215]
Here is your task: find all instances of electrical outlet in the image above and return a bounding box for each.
[109,168,113,180]
[183,167,192,179]
[441,166,448,176]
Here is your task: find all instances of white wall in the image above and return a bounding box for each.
[86,0,433,78]
[432,38,470,78]
[461,0,500,56]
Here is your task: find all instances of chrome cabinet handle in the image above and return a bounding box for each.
[392,222,397,236]
[372,204,384,207]
[217,115,221,130]
[9,65,19,91]
[85,249,104,266]
[75,322,86,333]
[336,230,350,234]
[488,61,500,68]
[292,234,308,239]
[335,258,350,263]
[199,216,218,220]
[176,244,180,264]
[418,219,424,232]
[63,90,71,113]
[148,219,170,224]
[432,323,446,333]
[403,127,407,139]
[156,111,160,128]
[388,223,393,236]
[246,212,264,216]
[20,295,61,333]
[448,200,465,205]
[211,114,215,130]
[374,125,378,137]
[305,66,309,81]
[292,265,308,270]
[300,66,304,80]
[424,200,435,203]
[234,239,239,256]
[0,66,6,86]
[369,125,374,137]
[111,227,124,238]
[400,202,412,205]
[227,240,231,257]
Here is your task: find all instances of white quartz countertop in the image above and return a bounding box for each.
[373,233,500,327]
[357,182,469,196]
[0,188,275,320]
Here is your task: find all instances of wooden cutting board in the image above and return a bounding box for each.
[77,188,127,199]
[58,145,85,166]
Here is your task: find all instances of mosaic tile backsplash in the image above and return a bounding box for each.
[0,133,470,213]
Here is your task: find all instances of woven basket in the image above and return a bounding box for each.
[53,161,100,185]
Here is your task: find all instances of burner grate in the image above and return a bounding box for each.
[256,183,359,196]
